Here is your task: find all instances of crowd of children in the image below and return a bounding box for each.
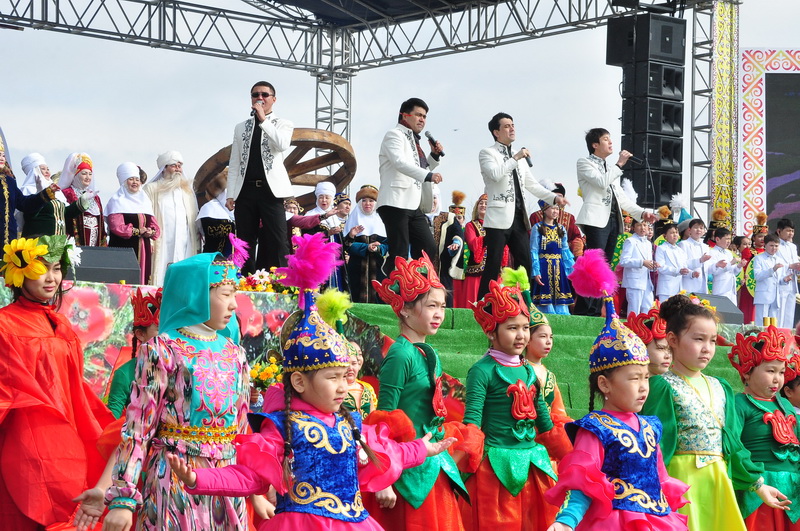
[1,209,800,531]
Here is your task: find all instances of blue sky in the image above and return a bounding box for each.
[1,1,796,219]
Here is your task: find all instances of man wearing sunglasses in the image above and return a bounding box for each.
[226,81,294,273]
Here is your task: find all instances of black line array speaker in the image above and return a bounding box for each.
[698,293,744,326]
[622,134,683,172]
[622,98,684,136]
[626,169,681,209]
[68,247,142,284]
[622,61,685,100]
[607,14,686,67]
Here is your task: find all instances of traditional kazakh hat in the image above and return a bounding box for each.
[284,197,304,214]
[131,287,163,328]
[705,208,730,243]
[538,183,566,211]
[355,184,378,202]
[568,249,648,373]
[471,193,488,221]
[277,233,349,372]
[752,212,769,236]
[472,279,529,334]
[501,266,549,329]
[0,235,80,287]
[625,302,667,345]
[728,325,788,382]
[449,190,466,216]
[372,252,443,315]
[333,192,351,206]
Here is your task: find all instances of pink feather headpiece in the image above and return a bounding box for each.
[275,232,343,308]
[568,248,618,299]
[228,233,250,269]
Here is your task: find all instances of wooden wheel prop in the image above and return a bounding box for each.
[193,128,357,212]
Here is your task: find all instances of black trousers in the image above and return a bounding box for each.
[377,205,437,275]
[478,219,532,301]
[234,181,289,274]
[573,214,620,316]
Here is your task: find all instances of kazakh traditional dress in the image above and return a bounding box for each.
[0,236,114,530]
[105,255,249,529]
[729,326,800,530]
[642,371,762,530]
[0,165,49,245]
[59,153,106,246]
[344,186,389,304]
[344,379,378,418]
[530,220,575,313]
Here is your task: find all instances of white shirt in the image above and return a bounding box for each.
[776,239,799,294]
[708,245,741,303]
[678,237,709,294]
[619,233,654,290]
[655,242,688,297]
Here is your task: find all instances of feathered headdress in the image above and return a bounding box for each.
[449,190,466,216]
[752,212,769,236]
[227,233,250,269]
[728,326,788,382]
[569,250,648,373]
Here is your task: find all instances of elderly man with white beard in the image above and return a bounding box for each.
[144,150,199,285]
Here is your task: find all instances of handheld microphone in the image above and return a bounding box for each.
[521,147,533,168]
[425,131,445,157]
[250,101,263,117]
[628,155,644,165]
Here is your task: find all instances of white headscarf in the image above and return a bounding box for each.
[197,188,235,222]
[344,198,387,238]
[306,181,337,224]
[19,153,66,203]
[105,162,155,216]
[149,150,185,184]
[58,152,100,215]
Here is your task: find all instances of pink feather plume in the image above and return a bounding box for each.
[228,233,250,269]
[567,248,618,298]
[275,233,343,308]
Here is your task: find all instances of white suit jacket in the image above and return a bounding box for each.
[479,142,556,230]
[618,233,654,290]
[776,240,800,294]
[708,246,742,300]
[678,238,709,294]
[752,251,781,305]
[575,155,646,228]
[376,124,440,211]
[227,115,294,200]
[655,242,687,297]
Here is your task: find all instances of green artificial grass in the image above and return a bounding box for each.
[350,304,744,419]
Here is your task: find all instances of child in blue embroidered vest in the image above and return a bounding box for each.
[167,233,454,529]
[728,326,800,529]
[640,294,789,531]
[530,198,575,314]
[545,250,689,530]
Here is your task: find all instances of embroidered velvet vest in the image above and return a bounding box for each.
[574,412,671,516]
[265,410,367,522]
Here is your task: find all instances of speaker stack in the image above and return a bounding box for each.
[607,14,686,209]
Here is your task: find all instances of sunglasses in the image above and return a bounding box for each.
[251,91,274,98]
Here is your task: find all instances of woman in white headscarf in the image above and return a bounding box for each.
[18,153,79,238]
[59,152,106,246]
[196,187,235,255]
[106,162,161,284]
[343,184,388,303]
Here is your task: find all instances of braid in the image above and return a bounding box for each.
[339,405,382,468]
[281,380,295,487]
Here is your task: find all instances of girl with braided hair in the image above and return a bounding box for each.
[168,233,454,529]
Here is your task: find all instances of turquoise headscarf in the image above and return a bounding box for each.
[158,253,240,342]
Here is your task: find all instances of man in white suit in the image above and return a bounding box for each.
[574,127,656,315]
[477,112,567,299]
[775,218,800,328]
[226,81,294,273]
[753,234,784,325]
[376,97,444,274]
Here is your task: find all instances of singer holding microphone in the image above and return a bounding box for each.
[225,81,294,274]
[574,127,656,316]
[477,112,567,300]
[376,97,444,275]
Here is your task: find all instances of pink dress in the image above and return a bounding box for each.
[188,389,427,530]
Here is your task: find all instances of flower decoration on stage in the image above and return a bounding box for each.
[278,232,349,372]
[472,279,529,334]
[0,237,48,287]
[372,252,443,315]
[131,287,162,328]
[65,286,115,346]
[729,325,787,382]
[238,267,298,294]
[568,249,648,373]
[625,302,667,345]
[250,351,284,390]
[677,290,717,317]
[501,266,549,329]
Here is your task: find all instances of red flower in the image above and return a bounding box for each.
[264,309,290,335]
[235,294,264,337]
[61,287,114,347]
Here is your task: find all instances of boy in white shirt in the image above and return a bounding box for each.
[775,218,800,328]
[708,227,742,304]
[619,220,658,314]
[752,234,784,325]
[678,218,712,294]
[655,224,689,301]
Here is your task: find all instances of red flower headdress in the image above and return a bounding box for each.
[131,287,163,328]
[372,252,443,315]
[728,325,788,381]
[472,279,530,334]
[626,302,667,345]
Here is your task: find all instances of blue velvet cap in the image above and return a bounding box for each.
[589,296,649,373]
[281,291,350,372]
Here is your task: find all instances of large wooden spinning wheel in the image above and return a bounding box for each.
[194,128,357,211]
